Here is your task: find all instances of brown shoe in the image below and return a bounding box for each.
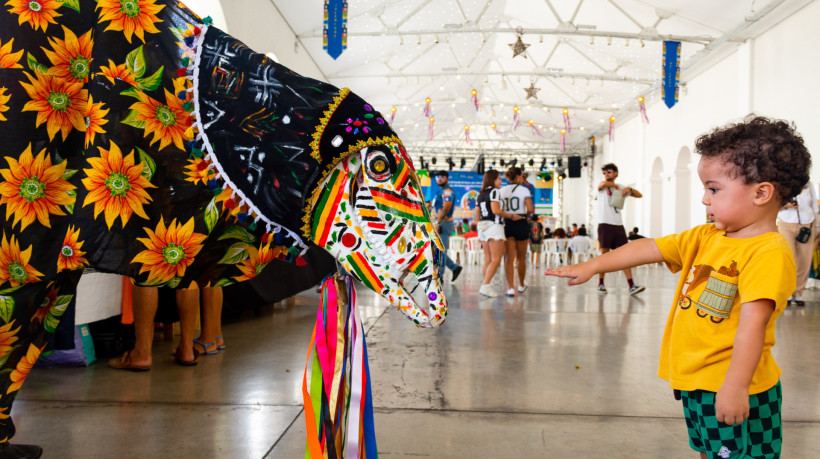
[108,351,151,372]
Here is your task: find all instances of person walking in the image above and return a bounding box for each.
[500,167,533,296]
[529,215,544,268]
[777,182,819,306]
[432,171,463,281]
[475,170,512,297]
[596,163,645,295]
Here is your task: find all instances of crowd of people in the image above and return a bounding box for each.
[431,162,649,298]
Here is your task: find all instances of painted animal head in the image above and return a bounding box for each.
[184,25,448,324]
[308,141,447,327]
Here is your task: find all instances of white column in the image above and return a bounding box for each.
[736,40,754,115]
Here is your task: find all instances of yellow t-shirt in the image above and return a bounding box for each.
[655,224,795,393]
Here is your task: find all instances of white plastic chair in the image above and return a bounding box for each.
[543,239,558,267]
[448,236,466,265]
[554,239,569,265]
[466,237,483,265]
[569,237,593,264]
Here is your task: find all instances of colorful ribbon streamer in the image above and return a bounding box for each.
[423,97,431,118]
[491,123,502,136]
[464,125,471,144]
[609,116,615,142]
[470,89,480,111]
[428,117,435,141]
[512,106,520,131]
[303,274,377,459]
[562,108,571,133]
[638,97,649,124]
[389,107,396,125]
[528,120,542,137]
[560,129,566,152]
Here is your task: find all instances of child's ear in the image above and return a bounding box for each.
[754,182,776,205]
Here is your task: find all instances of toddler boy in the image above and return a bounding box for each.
[546,116,811,458]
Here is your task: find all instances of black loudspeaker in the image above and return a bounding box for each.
[568,156,582,178]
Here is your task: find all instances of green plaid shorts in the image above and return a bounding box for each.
[681,381,782,458]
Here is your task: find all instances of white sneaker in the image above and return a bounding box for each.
[597,284,607,294]
[479,284,497,297]
[629,285,646,295]
[505,288,515,297]
[518,283,528,293]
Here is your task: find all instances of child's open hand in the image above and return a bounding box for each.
[544,263,595,285]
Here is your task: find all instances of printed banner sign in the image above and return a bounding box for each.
[422,171,551,217]
[662,41,681,109]
[323,0,348,59]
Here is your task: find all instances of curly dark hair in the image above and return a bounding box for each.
[694,116,811,205]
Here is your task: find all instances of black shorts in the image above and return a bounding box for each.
[504,218,530,241]
[597,223,628,250]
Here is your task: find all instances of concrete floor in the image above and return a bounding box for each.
[12,263,820,458]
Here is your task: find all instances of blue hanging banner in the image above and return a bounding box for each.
[662,41,681,108]
[323,0,347,60]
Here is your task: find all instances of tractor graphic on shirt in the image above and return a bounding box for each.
[678,262,740,323]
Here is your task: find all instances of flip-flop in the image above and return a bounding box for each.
[215,335,226,351]
[108,351,151,372]
[173,347,199,366]
[193,338,218,355]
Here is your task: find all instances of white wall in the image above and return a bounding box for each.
[752,0,820,166]
[589,1,820,238]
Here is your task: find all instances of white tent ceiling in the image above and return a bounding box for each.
[271,0,808,166]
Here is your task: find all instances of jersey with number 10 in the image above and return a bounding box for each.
[500,184,531,216]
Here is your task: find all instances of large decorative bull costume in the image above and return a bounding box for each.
[0,0,447,455]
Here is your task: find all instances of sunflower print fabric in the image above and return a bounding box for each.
[0,0,437,442]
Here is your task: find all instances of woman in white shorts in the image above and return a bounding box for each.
[475,170,522,297]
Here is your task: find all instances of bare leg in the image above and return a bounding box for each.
[481,240,491,279]
[129,286,158,366]
[504,237,516,291]
[195,287,224,353]
[516,240,528,287]
[623,266,633,282]
[175,288,199,363]
[483,240,505,286]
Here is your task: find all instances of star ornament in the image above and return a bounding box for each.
[524,82,541,99]
[509,35,530,58]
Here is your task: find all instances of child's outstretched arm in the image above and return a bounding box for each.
[545,238,664,285]
[716,299,775,425]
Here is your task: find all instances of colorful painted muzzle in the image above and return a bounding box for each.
[310,142,447,327]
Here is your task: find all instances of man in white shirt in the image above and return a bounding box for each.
[597,163,644,294]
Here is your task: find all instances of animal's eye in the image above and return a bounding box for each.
[373,159,387,173]
[364,147,396,182]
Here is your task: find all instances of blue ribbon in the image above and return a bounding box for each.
[662,41,681,109]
